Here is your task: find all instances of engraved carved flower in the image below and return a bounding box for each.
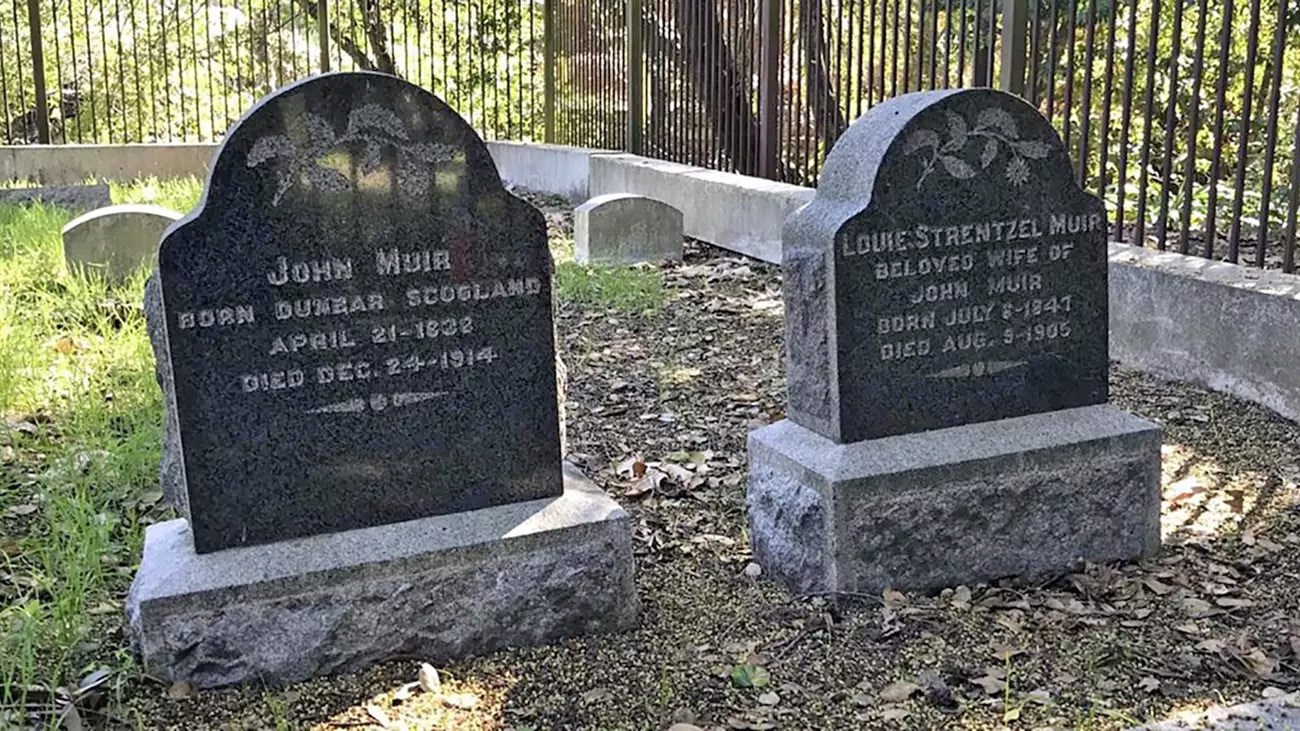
[1005,156,1031,187]
[903,106,1053,190]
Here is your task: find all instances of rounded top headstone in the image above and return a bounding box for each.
[783,88,1109,442]
[61,203,182,282]
[154,72,559,553]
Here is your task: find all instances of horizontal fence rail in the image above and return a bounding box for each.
[2,0,1297,270]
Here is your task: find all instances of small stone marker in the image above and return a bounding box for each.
[62,204,181,281]
[0,184,112,212]
[574,193,683,265]
[128,72,636,688]
[749,89,1162,595]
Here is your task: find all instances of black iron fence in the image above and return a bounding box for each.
[3,0,1298,271]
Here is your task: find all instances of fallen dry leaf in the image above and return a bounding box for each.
[878,680,920,703]
[879,706,911,721]
[417,662,441,693]
[756,691,779,706]
[441,692,478,710]
[365,704,391,728]
[1137,676,1160,693]
[166,682,194,700]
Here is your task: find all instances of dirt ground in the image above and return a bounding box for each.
[117,202,1300,731]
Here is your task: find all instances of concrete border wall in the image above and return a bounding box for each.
[1109,243,1300,423]
[0,144,219,184]
[587,153,811,264]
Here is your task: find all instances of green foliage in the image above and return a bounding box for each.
[0,0,545,144]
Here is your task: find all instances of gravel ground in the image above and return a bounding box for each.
[122,197,1300,731]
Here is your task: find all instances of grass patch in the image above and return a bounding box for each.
[110,177,203,213]
[0,188,173,721]
[549,233,665,313]
[555,263,665,313]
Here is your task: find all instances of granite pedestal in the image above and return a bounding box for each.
[747,405,1162,594]
[127,464,638,688]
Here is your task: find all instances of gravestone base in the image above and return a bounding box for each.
[747,405,1162,595]
[127,464,637,688]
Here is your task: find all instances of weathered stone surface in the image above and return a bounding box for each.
[156,72,560,553]
[62,204,180,281]
[574,193,683,265]
[126,464,637,688]
[0,183,112,212]
[143,275,187,518]
[1128,692,1300,730]
[785,88,1108,443]
[747,406,1162,594]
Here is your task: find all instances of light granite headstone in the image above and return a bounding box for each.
[748,88,1162,595]
[574,193,683,265]
[128,72,637,689]
[62,204,181,281]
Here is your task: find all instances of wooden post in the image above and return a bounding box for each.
[544,0,556,142]
[626,0,644,153]
[26,0,50,143]
[999,0,1029,95]
[757,0,782,179]
[318,0,331,72]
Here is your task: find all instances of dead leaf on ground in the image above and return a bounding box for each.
[166,682,194,700]
[991,644,1026,662]
[878,680,920,703]
[366,704,391,727]
[441,692,478,710]
[417,662,441,693]
[878,706,911,721]
[1137,676,1161,693]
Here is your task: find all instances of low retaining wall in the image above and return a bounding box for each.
[1109,243,1300,423]
[587,153,811,264]
[485,141,605,202]
[0,144,219,184]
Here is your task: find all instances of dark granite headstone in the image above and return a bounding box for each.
[785,88,1108,442]
[155,72,560,553]
[0,184,112,213]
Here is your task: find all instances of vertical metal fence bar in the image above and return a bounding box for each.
[1177,0,1209,254]
[1112,0,1138,241]
[1076,0,1096,189]
[1203,0,1234,258]
[1283,104,1300,272]
[51,0,67,142]
[902,0,912,91]
[628,0,643,153]
[1060,0,1075,148]
[1133,0,1160,245]
[999,0,1027,95]
[1254,0,1287,268]
[1153,0,1183,248]
[1226,0,1262,263]
[1026,0,1039,103]
[320,0,332,72]
[1095,0,1117,196]
[1044,0,1058,121]
[27,0,50,143]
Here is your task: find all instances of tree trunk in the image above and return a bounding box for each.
[673,0,762,174]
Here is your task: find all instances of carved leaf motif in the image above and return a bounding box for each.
[360,141,384,174]
[939,155,978,179]
[408,142,458,164]
[1012,140,1053,159]
[304,164,351,194]
[943,111,969,151]
[302,113,337,147]
[980,139,999,169]
[247,135,297,168]
[347,104,409,140]
[976,107,1019,138]
[902,129,941,155]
